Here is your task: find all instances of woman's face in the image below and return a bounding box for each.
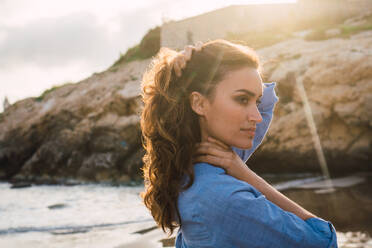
[195,67,263,149]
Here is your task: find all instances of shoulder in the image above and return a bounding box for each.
[180,163,263,212]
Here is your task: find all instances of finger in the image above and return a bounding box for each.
[173,60,182,77]
[193,154,230,170]
[179,56,187,69]
[193,154,217,165]
[174,55,185,67]
[173,55,186,75]
[184,46,193,61]
[195,41,203,51]
[195,141,225,152]
[195,142,237,164]
[199,141,231,153]
[194,142,231,157]
[207,136,231,150]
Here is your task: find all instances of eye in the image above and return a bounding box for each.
[237,96,249,105]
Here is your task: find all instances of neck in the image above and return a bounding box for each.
[199,118,210,143]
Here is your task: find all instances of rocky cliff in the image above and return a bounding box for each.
[249,30,372,174]
[0,60,150,184]
[0,19,371,184]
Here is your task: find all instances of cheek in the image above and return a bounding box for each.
[207,102,243,134]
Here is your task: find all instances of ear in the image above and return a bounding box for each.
[189,91,208,116]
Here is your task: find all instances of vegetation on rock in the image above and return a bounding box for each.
[35,82,74,102]
[110,26,160,68]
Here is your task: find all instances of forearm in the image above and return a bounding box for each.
[240,168,317,220]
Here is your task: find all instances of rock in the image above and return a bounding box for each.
[325,28,341,37]
[48,203,68,210]
[10,182,32,189]
[0,59,149,183]
[344,11,371,26]
[250,29,372,173]
[1,24,372,182]
[296,175,365,189]
[282,174,372,234]
[132,225,158,234]
[273,176,324,191]
[337,231,372,247]
[3,96,10,111]
[51,228,89,235]
[293,30,312,38]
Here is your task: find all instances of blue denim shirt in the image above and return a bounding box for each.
[175,82,338,248]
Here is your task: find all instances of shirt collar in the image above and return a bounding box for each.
[193,162,226,175]
[180,163,225,188]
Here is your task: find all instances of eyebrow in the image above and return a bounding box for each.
[235,89,263,98]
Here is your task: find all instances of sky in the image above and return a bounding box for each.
[0,0,295,113]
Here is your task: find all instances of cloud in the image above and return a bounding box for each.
[115,8,162,46]
[0,12,116,69]
[0,0,214,111]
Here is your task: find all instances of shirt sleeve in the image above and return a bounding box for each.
[232,82,279,162]
[214,184,338,248]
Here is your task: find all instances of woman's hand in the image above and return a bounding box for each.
[193,136,251,182]
[172,42,202,77]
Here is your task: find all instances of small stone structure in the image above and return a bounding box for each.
[3,96,10,111]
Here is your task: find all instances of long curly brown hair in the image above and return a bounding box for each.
[140,39,261,235]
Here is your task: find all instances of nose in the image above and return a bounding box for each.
[248,105,263,124]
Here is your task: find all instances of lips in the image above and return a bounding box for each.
[240,128,256,136]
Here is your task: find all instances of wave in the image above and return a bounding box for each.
[0,218,154,235]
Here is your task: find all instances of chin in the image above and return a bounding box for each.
[233,140,253,150]
[241,144,253,150]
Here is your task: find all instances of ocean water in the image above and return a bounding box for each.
[2,176,372,248]
[0,182,157,248]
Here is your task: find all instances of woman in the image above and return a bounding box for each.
[140,39,338,247]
